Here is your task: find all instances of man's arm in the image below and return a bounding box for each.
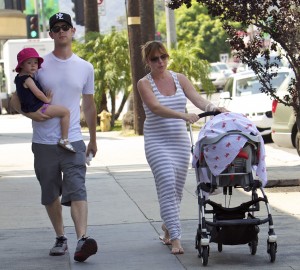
[10,92,50,121]
[81,94,97,156]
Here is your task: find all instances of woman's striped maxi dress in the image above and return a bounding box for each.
[143,71,191,240]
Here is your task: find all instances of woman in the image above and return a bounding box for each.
[137,41,227,255]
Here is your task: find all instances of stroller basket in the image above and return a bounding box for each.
[205,199,265,245]
[207,223,259,245]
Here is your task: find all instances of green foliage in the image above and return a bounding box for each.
[155,0,232,62]
[174,1,231,62]
[25,0,59,18]
[72,30,131,126]
[168,44,216,95]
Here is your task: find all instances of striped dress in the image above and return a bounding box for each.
[143,71,190,240]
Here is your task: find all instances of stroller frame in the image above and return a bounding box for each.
[190,112,277,266]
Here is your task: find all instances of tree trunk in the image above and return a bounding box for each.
[84,0,99,33]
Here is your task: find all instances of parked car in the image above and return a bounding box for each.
[198,62,233,91]
[219,67,292,138]
[236,53,289,73]
[271,71,299,153]
[208,62,233,91]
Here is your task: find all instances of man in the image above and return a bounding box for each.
[11,12,98,262]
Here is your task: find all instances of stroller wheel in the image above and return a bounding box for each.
[248,240,257,255]
[201,246,209,266]
[268,242,277,263]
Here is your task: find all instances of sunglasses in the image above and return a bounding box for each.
[150,54,169,63]
[51,24,72,33]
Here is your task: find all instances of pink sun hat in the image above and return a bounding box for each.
[15,47,44,73]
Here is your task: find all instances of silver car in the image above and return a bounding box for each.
[271,71,298,152]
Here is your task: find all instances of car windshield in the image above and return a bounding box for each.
[257,55,285,67]
[235,72,290,96]
[210,65,219,73]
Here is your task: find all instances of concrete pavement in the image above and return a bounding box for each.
[0,114,300,270]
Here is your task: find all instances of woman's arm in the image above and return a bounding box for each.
[177,73,228,113]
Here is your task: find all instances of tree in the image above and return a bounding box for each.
[175,3,231,62]
[168,44,215,95]
[155,1,231,62]
[73,30,131,128]
[168,0,300,133]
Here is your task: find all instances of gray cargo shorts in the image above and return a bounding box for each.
[32,140,87,206]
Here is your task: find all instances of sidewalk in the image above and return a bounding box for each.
[0,115,300,270]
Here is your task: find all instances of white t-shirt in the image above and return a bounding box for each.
[33,52,94,144]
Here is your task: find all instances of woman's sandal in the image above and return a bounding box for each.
[58,138,76,153]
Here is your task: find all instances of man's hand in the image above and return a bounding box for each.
[10,92,50,121]
[27,109,51,122]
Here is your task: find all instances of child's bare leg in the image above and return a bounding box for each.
[41,104,70,139]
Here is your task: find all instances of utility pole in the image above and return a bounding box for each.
[140,0,155,44]
[127,0,145,135]
[165,4,177,50]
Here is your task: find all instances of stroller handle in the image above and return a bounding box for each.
[189,111,221,152]
[198,111,221,119]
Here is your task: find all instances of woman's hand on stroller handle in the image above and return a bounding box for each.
[198,107,229,119]
[198,111,221,119]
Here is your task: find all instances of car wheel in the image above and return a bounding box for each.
[263,134,272,143]
[295,130,300,156]
[292,124,297,148]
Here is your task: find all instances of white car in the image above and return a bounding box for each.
[198,62,233,91]
[219,67,292,137]
[271,71,298,151]
[209,62,233,91]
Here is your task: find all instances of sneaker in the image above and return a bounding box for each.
[74,236,98,262]
[49,236,68,256]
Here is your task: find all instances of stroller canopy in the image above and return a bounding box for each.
[192,112,267,186]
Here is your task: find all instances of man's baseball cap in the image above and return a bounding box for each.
[49,12,73,30]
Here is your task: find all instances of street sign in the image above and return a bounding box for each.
[220,53,229,63]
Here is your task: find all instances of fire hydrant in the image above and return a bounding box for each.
[98,110,112,132]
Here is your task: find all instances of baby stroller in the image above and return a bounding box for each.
[190,111,277,266]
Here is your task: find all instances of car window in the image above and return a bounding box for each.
[235,72,289,96]
[257,56,286,67]
[210,66,219,72]
[216,64,228,70]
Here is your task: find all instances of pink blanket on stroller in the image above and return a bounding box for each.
[192,112,267,186]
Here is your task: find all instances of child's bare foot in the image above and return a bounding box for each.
[171,239,184,255]
[159,224,171,245]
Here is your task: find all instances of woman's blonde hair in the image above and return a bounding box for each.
[141,40,169,67]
